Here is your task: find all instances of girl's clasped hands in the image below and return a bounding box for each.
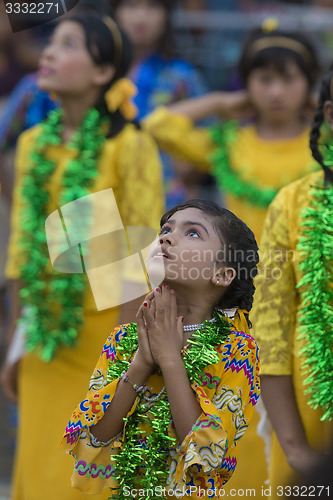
[136,284,184,371]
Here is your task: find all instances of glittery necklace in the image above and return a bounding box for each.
[106,312,232,500]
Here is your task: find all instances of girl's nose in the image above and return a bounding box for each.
[159,233,174,245]
[41,42,55,60]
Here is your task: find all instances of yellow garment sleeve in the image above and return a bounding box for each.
[114,126,164,285]
[142,107,214,171]
[5,127,40,279]
[251,191,297,375]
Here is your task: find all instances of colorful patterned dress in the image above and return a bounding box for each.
[62,321,260,499]
[142,107,318,495]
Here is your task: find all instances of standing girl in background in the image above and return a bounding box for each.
[113,0,217,208]
[252,68,333,498]
[143,24,320,240]
[62,199,260,499]
[1,11,163,500]
[142,24,320,496]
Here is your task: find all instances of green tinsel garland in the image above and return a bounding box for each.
[210,121,317,208]
[19,107,107,361]
[296,179,333,421]
[106,312,231,500]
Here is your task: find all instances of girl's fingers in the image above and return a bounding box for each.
[149,297,156,319]
[144,290,155,301]
[177,315,184,341]
[170,288,177,320]
[136,307,147,334]
[154,286,165,323]
[142,301,155,328]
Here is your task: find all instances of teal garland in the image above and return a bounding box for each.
[106,312,232,500]
[210,121,317,209]
[296,180,333,421]
[19,108,107,361]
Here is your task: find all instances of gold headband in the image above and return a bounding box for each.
[250,36,313,63]
[103,17,123,67]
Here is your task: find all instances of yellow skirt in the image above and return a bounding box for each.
[12,307,119,500]
[268,354,333,500]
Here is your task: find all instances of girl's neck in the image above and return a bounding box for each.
[129,45,158,72]
[255,116,306,140]
[60,92,101,142]
[164,282,216,331]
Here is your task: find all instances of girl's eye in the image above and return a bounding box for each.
[63,40,77,49]
[159,226,171,235]
[187,230,200,238]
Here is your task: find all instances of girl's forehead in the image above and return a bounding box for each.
[167,208,217,230]
[55,20,85,38]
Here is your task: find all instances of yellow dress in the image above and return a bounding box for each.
[61,321,260,499]
[143,107,317,495]
[251,171,333,499]
[6,123,164,500]
[143,108,316,241]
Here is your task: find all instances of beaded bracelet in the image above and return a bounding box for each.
[121,370,147,396]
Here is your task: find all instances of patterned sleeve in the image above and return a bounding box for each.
[168,332,260,491]
[251,191,297,375]
[61,324,138,494]
[142,107,214,171]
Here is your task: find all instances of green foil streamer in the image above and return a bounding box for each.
[296,179,333,421]
[106,312,232,499]
[210,121,318,208]
[18,108,107,361]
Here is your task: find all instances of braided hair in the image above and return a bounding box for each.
[160,199,259,329]
[309,69,333,184]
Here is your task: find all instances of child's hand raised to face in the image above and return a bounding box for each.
[141,285,184,369]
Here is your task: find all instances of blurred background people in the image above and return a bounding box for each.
[112,0,219,209]
[1,7,163,499]
[1,1,333,498]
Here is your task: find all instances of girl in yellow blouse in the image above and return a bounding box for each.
[62,199,260,499]
[251,69,333,499]
[1,11,163,500]
[142,26,320,496]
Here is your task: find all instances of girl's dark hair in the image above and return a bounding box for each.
[64,12,133,137]
[111,0,176,59]
[239,28,319,90]
[309,69,333,184]
[161,199,259,328]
